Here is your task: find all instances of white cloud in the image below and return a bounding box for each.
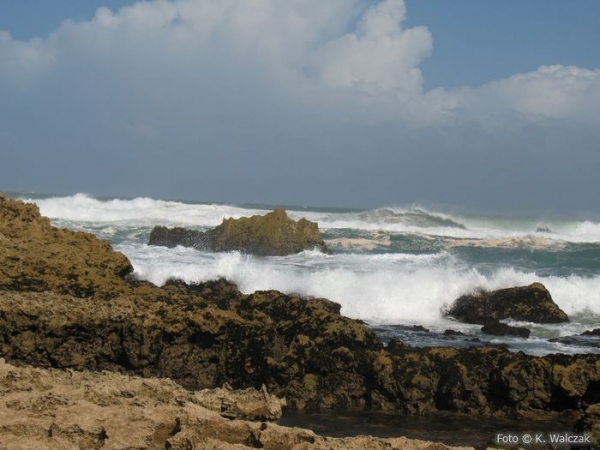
[454,65,600,124]
[0,0,599,128]
[309,0,432,99]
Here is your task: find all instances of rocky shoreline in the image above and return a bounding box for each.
[1,194,599,448]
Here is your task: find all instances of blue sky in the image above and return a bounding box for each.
[1,0,599,215]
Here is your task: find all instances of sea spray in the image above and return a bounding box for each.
[19,192,600,355]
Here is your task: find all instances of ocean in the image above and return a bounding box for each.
[14,192,600,357]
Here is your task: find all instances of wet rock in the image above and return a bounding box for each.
[582,329,600,336]
[481,319,531,338]
[444,329,466,337]
[445,283,569,324]
[1,197,599,424]
[549,329,600,349]
[149,208,330,256]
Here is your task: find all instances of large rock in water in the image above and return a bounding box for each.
[149,208,330,256]
[445,282,569,324]
[2,194,600,428]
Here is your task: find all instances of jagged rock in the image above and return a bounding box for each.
[194,383,286,421]
[0,359,474,450]
[445,283,569,324]
[574,404,600,447]
[149,208,331,256]
[1,196,599,425]
[0,195,133,298]
[481,319,531,338]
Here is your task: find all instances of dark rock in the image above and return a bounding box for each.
[149,209,330,256]
[481,319,531,338]
[549,329,600,349]
[444,283,569,324]
[582,328,600,337]
[148,226,211,250]
[574,404,600,447]
[443,329,466,337]
[1,197,600,424]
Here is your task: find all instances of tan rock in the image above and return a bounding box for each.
[0,197,133,298]
[149,208,331,256]
[0,359,474,450]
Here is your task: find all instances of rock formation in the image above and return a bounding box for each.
[1,194,599,444]
[0,194,133,298]
[0,359,474,450]
[149,208,331,256]
[481,319,531,338]
[444,283,569,324]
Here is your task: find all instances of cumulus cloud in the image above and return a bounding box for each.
[309,0,432,97]
[0,0,598,212]
[454,65,600,124]
[1,0,598,126]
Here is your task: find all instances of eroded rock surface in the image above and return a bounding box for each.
[0,195,599,428]
[0,359,473,450]
[0,195,133,298]
[445,283,569,324]
[149,208,330,255]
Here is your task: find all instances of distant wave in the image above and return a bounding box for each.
[19,193,600,244]
[360,207,467,229]
[19,193,266,227]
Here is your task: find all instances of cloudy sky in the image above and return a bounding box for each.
[1,0,599,215]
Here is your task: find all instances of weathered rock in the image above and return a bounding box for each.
[445,283,569,324]
[1,196,599,425]
[194,383,286,421]
[149,208,331,256]
[481,319,531,338]
[0,196,133,298]
[574,403,600,447]
[0,359,474,450]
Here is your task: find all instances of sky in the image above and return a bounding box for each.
[1,0,599,216]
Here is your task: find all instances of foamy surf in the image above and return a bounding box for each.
[17,192,600,356]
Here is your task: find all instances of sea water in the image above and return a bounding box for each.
[15,192,600,356]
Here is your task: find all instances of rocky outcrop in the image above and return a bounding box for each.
[1,196,599,428]
[481,319,531,338]
[445,283,569,324]
[1,284,599,419]
[575,404,600,447]
[194,383,286,421]
[0,359,474,450]
[149,208,331,256]
[0,195,133,298]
